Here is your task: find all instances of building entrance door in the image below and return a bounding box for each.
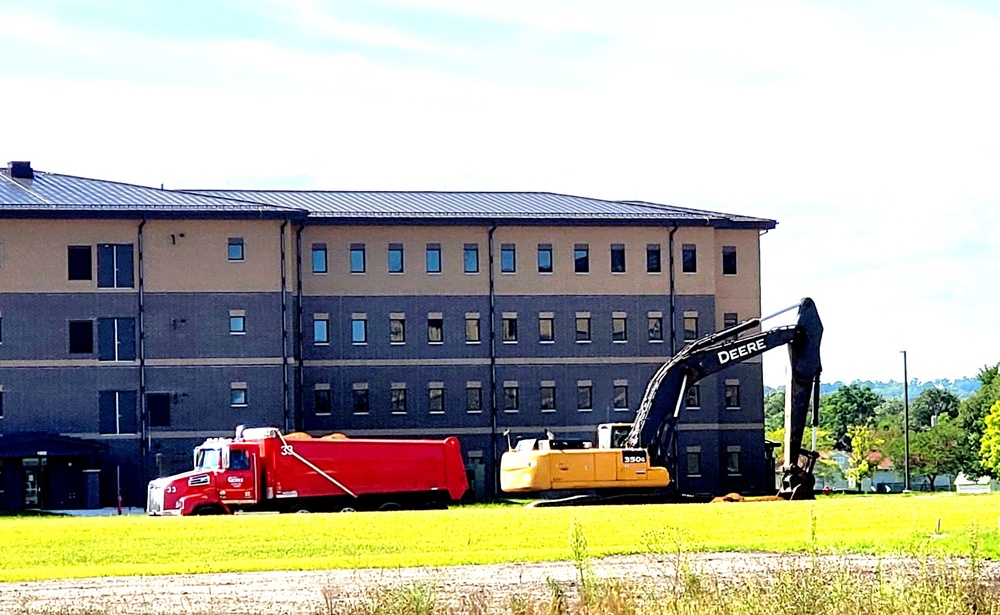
[23,457,47,508]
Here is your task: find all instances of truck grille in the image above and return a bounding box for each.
[147,484,164,515]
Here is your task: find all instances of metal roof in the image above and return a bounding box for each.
[0,170,304,220]
[190,190,776,229]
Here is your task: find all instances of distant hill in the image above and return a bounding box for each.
[765,377,981,400]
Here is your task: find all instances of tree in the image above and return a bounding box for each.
[844,424,884,491]
[910,388,960,430]
[764,390,785,432]
[898,417,965,491]
[873,398,903,432]
[957,363,1000,479]
[978,400,1000,475]
[820,385,885,443]
[765,427,835,463]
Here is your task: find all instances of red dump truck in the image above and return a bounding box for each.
[147,426,469,515]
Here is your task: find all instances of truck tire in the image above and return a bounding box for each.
[378,502,402,512]
[192,505,225,515]
[338,506,358,513]
[289,505,310,514]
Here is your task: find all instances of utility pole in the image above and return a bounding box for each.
[901,350,911,492]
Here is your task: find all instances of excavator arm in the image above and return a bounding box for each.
[624,297,823,499]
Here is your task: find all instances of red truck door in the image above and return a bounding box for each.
[222,447,258,505]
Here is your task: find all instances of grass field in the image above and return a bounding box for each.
[2,492,1000,583]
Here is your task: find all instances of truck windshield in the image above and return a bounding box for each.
[195,448,221,470]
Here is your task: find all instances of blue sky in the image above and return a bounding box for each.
[2,0,998,386]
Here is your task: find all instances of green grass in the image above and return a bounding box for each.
[3,492,1000,582]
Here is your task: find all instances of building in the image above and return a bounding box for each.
[0,161,776,509]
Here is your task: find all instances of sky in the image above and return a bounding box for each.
[1,0,997,387]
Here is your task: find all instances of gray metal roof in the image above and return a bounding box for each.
[190,190,776,229]
[0,170,304,219]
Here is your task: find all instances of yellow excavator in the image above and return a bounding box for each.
[499,297,824,504]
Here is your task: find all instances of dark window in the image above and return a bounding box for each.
[464,244,479,273]
[229,450,250,470]
[99,390,137,435]
[501,244,516,273]
[503,385,519,411]
[727,451,742,475]
[429,387,444,413]
[502,316,517,342]
[537,245,553,273]
[725,383,741,408]
[388,244,404,273]
[69,321,94,354]
[540,386,556,411]
[577,385,593,411]
[68,246,93,281]
[646,244,661,273]
[350,244,366,273]
[147,393,171,427]
[614,385,629,409]
[428,317,443,344]
[722,246,737,275]
[231,386,247,407]
[682,244,697,273]
[98,317,135,361]
[315,389,331,415]
[228,238,244,261]
[466,386,482,412]
[311,244,328,274]
[648,316,663,342]
[97,244,134,289]
[538,317,554,342]
[612,316,627,342]
[465,317,480,343]
[351,318,367,344]
[575,316,591,342]
[352,388,370,414]
[574,245,589,273]
[391,387,407,413]
[610,244,626,273]
[390,317,405,343]
[723,312,739,328]
[426,245,441,273]
[684,316,698,341]
[687,452,701,476]
[686,385,701,408]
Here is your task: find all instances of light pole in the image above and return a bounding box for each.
[901,350,911,492]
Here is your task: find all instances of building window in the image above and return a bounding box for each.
[575,314,591,342]
[228,238,245,262]
[538,314,554,343]
[540,384,556,412]
[464,244,479,273]
[229,312,246,335]
[723,312,739,328]
[352,386,370,415]
[68,246,93,281]
[682,244,697,273]
[98,317,135,361]
[686,385,701,409]
[97,244,134,288]
[465,314,481,343]
[501,244,516,273]
[577,383,593,411]
[683,314,698,341]
[722,246,737,275]
[230,384,248,407]
[313,315,329,344]
[147,392,171,427]
[610,244,626,273]
[426,244,441,273]
[427,315,443,344]
[99,390,137,435]
[612,314,627,342]
[350,244,366,273]
[648,315,663,342]
[351,315,367,344]
[391,384,408,414]
[69,320,94,354]
[502,314,518,343]
[503,383,519,412]
[429,384,444,414]
[687,451,702,476]
[466,384,482,413]
[574,244,589,273]
[725,381,741,408]
[315,388,332,416]
[727,449,742,475]
[537,245,553,273]
[390,315,406,344]
[388,244,404,273]
[613,383,629,410]
[311,244,328,274]
[646,244,662,273]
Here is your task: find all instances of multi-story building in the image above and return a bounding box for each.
[0,161,776,509]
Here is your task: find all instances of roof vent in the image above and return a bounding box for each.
[8,161,34,179]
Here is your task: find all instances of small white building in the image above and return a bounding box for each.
[954,473,999,494]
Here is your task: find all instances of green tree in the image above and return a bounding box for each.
[764,390,785,432]
[978,400,1000,475]
[873,398,903,431]
[958,363,1000,479]
[910,388,960,430]
[844,424,884,491]
[886,417,965,491]
[765,427,835,463]
[820,384,885,443]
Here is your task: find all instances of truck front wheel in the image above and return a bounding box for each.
[192,504,225,516]
[378,502,402,512]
